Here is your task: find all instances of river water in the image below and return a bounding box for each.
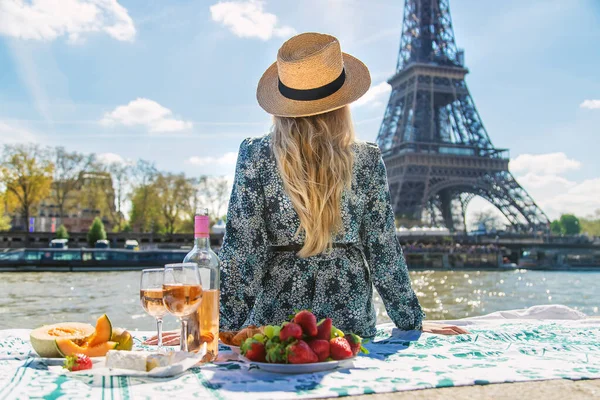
[2,270,599,331]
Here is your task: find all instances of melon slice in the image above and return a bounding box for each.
[111,327,134,351]
[86,314,113,347]
[56,338,118,358]
[30,322,95,358]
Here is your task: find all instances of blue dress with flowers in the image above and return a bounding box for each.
[218,134,424,337]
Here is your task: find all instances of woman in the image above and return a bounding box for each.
[152,33,465,345]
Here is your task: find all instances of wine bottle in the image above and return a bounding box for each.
[182,211,220,361]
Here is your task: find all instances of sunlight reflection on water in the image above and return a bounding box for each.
[1,269,599,330]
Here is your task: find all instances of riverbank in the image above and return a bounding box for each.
[2,247,600,271]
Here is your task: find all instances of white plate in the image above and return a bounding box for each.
[225,345,241,355]
[218,340,241,354]
[238,355,355,374]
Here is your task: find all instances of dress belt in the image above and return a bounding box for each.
[270,243,354,252]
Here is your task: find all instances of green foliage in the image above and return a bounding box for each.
[580,210,600,236]
[121,223,133,233]
[129,184,162,233]
[0,198,11,232]
[1,144,54,232]
[55,224,69,239]
[87,217,107,245]
[550,220,562,235]
[559,214,581,235]
[550,214,582,235]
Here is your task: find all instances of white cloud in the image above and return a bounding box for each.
[539,178,600,219]
[210,0,295,41]
[352,82,391,108]
[510,152,581,175]
[0,0,136,43]
[580,100,600,110]
[100,98,193,133]
[508,152,599,219]
[187,152,238,166]
[0,121,37,144]
[97,152,126,165]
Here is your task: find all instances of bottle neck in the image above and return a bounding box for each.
[194,236,211,250]
[194,215,211,250]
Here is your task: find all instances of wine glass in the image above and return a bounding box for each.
[140,268,168,351]
[162,263,203,352]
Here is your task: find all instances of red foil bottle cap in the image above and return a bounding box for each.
[194,215,210,238]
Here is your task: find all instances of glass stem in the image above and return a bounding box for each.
[181,318,189,352]
[156,318,163,351]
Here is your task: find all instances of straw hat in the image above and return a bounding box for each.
[257,32,371,117]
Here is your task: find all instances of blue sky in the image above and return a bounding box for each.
[0,0,599,222]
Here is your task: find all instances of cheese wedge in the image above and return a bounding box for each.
[106,350,175,372]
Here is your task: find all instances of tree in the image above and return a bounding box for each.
[471,209,503,232]
[0,144,53,236]
[87,217,107,245]
[51,148,93,220]
[559,214,581,235]
[106,162,131,231]
[93,158,131,232]
[0,196,11,231]
[154,172,192,235]
[75,170,116,229]
[129,160,158,232]
[55,224,69,239]
[580,210,600,237]
[199,176,230,219]
[181,176,205,232]
[550,220,562,235]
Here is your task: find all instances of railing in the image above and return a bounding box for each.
[381,142,509,159]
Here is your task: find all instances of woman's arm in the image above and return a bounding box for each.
[218,138,269,331]
[359,145,425,331]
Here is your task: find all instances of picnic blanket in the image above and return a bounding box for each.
[1,305,599,399]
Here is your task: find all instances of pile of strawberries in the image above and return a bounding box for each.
[240,310,368,364]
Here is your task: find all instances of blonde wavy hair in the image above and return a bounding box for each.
[271,106,355,258]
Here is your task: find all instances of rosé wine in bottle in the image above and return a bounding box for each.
[183,211,220,362]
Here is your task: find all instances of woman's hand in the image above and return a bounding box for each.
[143,330,181,346]
[422,322,470,335]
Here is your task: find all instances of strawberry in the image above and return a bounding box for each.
[329,337,353,360]
[316,318,332,340]
[307,339,330,362]
[286,340,318,364]
[266,343,286,363]
[265,337,286,363]
[241,338,266,362]
[346,333,369,356]
[63,354,92,372]
[279,322,303,342]
[293,310,318,337]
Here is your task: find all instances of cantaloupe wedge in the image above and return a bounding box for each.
[86,314,112,347]
[56,339,118,358]
[30,322,95,358]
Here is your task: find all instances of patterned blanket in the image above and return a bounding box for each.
[1,305,599,399]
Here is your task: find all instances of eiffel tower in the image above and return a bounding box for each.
[376,0,549,232]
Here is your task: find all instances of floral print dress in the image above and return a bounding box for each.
[218,135,424,337]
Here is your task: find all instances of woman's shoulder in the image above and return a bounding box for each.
[242,134,271,148]
[238,134,272,159]
[353,141,382,167]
